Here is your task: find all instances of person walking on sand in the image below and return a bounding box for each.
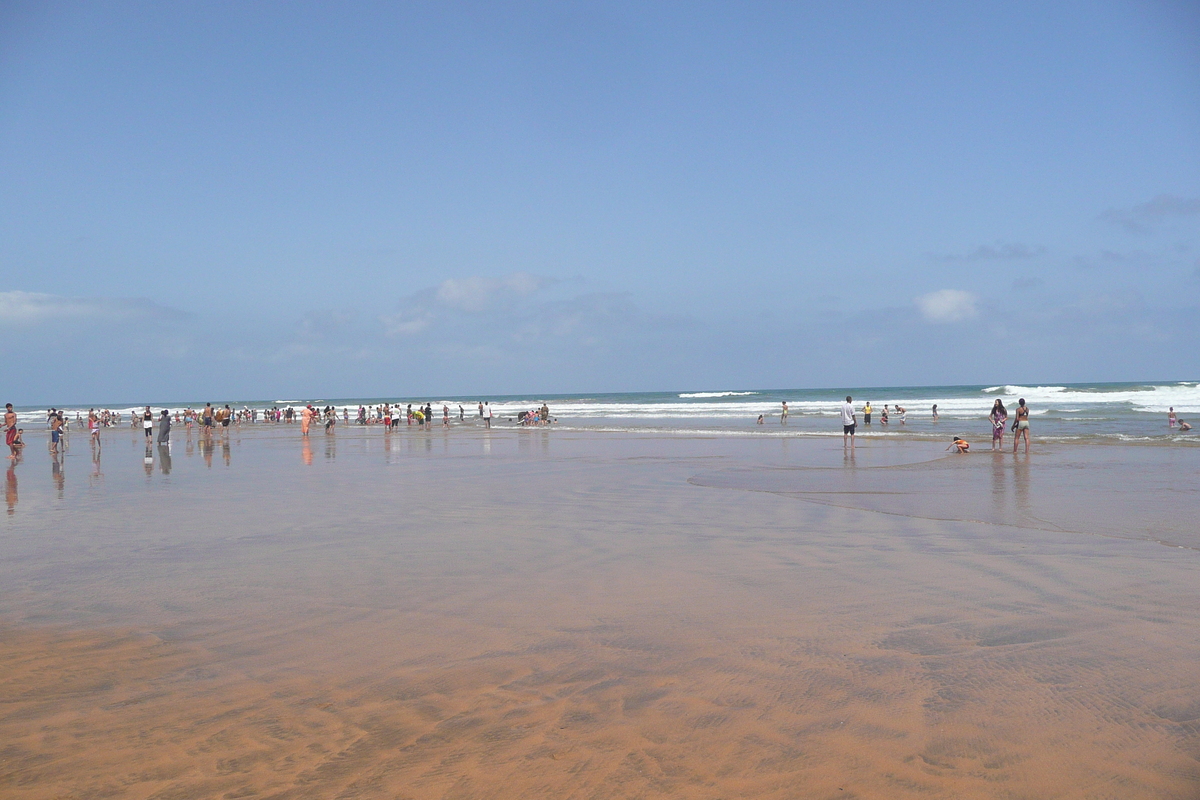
[841,396,856,449]
[1013,398,1030,453]
[989,399,1007,451]
[301,404,313,436]
[142,406,154,440]
[4,403,18,459]
[158,409,171,444]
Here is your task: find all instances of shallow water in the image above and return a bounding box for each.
[2,426,1198,798]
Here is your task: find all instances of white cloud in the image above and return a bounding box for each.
[380,272,552,336]
[380,310,434,337]
[915,289,979,323]
[0,290,183,326]
[434,272,545,312]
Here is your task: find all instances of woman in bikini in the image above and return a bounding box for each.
[1012,398,1030,454]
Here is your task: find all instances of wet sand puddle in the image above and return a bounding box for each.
[1,430,1198,798]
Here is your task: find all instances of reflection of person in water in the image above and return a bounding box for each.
[6,464,16,515]
[51,453,64,498]
[157,444,172,475]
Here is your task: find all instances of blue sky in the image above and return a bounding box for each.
[2,1,1198,403]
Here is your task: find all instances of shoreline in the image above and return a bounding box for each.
[2,428,1198,798]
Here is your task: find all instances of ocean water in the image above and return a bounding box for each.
[14,381,1199,445]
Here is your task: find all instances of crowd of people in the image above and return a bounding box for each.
[4,395,1192,463]
[837,396,1036,452]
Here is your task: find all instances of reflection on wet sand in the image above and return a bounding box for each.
[693,445,1200,549]
[50,454,64,498]
[5,464,16,515]
[0,431,1198,798]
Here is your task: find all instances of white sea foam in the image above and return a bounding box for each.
[982,383,1200,413]
[678,391,759,398]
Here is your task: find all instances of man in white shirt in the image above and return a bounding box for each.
[841,395,856,449]
[484,402,492,429]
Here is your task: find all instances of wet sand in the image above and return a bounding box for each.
[1,429,1198,798]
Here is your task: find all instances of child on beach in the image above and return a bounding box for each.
[947,436,969,454]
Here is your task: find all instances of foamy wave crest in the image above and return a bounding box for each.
[981,383,1200,413]
[678,391,759,399]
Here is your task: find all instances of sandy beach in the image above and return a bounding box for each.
[1,427,1198,798]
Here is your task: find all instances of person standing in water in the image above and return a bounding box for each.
[4,404,18,459]
[300,405,313,436]
[158,409,171,444]
[989,399,1007,451]
[841,395,856,449]
[1168,407,1177,428]
[484,402,492,429]
[1013,398,1030,453]
[49,411,63,455]
[932,404,939,420]
[863,401,872,425]
[780,401,788,424]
